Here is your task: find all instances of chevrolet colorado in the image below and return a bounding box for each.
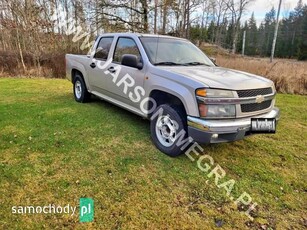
[66,33,280,156]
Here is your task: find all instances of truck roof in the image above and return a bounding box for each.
[97,32,187,41]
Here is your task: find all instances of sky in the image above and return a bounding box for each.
[243,0,307,25]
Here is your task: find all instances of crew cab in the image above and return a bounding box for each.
[66,33,280,156]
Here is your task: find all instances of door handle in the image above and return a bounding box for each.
[90,63,96,68]
[108,67,116,73]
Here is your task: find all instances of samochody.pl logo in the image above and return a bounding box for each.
[11,198,94,223]
[79,198,94,222]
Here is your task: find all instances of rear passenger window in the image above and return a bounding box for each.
[94,37,113,60]
[113,37,141,63]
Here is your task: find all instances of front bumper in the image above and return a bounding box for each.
[187,107,280,143]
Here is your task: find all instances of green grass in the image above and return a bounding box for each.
[0,78,306,229]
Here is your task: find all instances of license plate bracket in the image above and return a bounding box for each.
[251,118,276,133]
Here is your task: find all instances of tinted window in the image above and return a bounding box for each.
[113,38,141,63]
[94,37,113,59]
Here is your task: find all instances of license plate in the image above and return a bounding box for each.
[251,118,276,133]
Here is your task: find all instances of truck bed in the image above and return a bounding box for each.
[65,54,89,82]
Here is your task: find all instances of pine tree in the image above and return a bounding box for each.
[297,5,307,60]
[262,7,276,56]
[246,12,258,55]
[207,21,216,43]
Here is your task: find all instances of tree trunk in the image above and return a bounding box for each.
[185,0,190,39]
[182,1,187,37]
[154,0,158,33]
[162,0,168,34]
[142,0,148,33]
[16,28,26,72]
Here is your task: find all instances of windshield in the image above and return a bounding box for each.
[139,37,214,66]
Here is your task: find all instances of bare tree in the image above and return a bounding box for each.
[213,0,230,45]
[154,0,158,33]
[227,0,254,53]
[162,0,169,34]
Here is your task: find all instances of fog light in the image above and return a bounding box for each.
[212,134,219,139]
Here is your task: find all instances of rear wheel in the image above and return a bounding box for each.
[150,104,188,157]
[73,74,91,103]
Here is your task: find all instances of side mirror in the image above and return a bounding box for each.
[121,54,143,70]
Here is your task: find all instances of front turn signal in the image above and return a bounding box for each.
[196,89,207,97]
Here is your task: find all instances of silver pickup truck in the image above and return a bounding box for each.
[66,33,280,157]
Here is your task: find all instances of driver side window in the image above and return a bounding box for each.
[113,37,141,64]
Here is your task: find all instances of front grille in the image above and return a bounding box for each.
[237,88,273,98]
[241,100,272,113]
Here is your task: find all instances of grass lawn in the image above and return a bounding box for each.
[0,78,306,229]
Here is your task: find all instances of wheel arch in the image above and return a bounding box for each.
[148,89,188,118]
[71,68,91,92]
[71,69,84,83]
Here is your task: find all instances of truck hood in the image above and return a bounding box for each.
[160,66,272,90]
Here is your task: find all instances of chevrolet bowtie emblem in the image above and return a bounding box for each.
[255,95,265,103]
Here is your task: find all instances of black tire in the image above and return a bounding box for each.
[73,74,91,103]
[150,104,188,157]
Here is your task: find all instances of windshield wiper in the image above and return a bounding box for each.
[182,62,211,66]
[154,62,182,66]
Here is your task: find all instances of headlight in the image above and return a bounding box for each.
[196,88,236,118]
[198,104,236,118]
[196,88,234,98]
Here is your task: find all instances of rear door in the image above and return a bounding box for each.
[88,36,114,93]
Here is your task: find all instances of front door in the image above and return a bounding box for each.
[104,37,146,108]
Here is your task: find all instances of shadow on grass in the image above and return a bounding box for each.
[84,95,245,160]
[53,92,261,164]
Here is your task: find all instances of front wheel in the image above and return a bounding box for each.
[73,74,91,103]
[150,104,188,157]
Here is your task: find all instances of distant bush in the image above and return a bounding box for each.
[0,51,19,75]
[40,53,66,78]
[0,51,65,78]
[216,55,307,95]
